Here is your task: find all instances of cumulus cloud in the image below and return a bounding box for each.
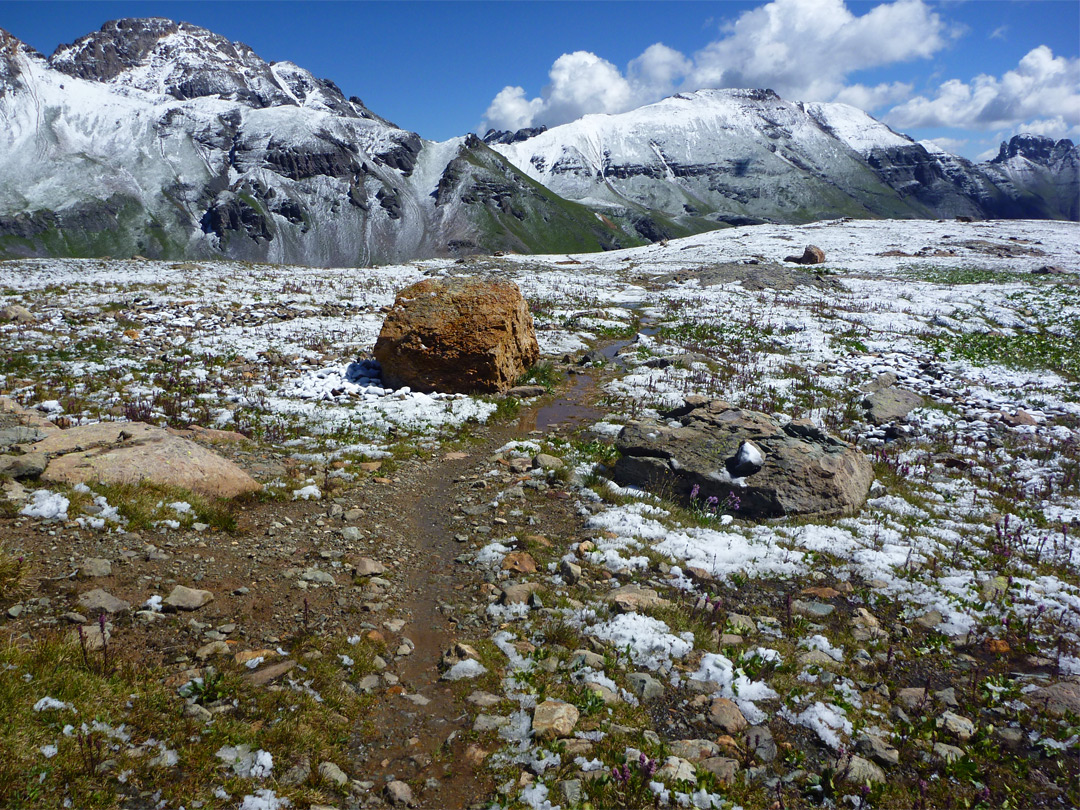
[885,46,1080,135]
[481,0,950,132]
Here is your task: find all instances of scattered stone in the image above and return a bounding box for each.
[385,780,415,807]
[78,558,112,578]
[783,245,826,264]
[932,742,964,763]
[0,304,35,323]
[799,649,840,668]
[533,453,564,470]
[559,559,582,584]
[318,761,349,787]
[353,557,386,576]
[614,399,873,518]
[243,660,296,686]
[936,711,975,742]
[1030,682,1080,718]
[373,276,540,394]
[839,754,886,784]
[559,779,583,806]
[473,714,509,732]
[627,672,664,700]
[856,733,900,767]
[863,387,925,425]
[746,726,777,763]
[708,697,748,733]
[196,641,230,660]
[501,551,537,574]
[700,757,740,785]
[77,589,130,615]
[532,699,579,740]
[657,756,696,782]
[604,583,670,613]
[164,585,214,611]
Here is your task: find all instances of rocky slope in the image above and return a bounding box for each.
[489,89,1079,231]
[0,20,643,264]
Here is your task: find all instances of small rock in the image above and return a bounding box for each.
[499,582,542,605]
[896,687,927,709]
[501,551,537,574]
[839,754,886,784]
[700,757,740,785]
[300,567,335,585]
[708,697,748,733]
[627,672,664,700]
[533,453,564,470]
[77,588,130,614]
[856,733,899,767]
[936,711,975,742]
[914,610,943,630]
[164,585,214,611]
[932,742,964,763]
[195,641,230,661]
[318,761,349,787]
[657,756,696,782]
[726,613,757,634]
[784,245,826,264]
[385,779,415,807]
[604,583,669,613]
[559,559,582,584]
[354,557,386,576]
[532,699,578,740]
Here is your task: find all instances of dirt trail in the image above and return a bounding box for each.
[351,371,610,808]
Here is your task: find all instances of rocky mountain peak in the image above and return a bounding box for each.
[991,133,1077,167]
[1,27,43,95]
[47,17,294,108]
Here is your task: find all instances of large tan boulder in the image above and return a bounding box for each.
[31,421,260,499]
[373,276,539,393]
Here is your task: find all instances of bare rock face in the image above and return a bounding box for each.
[373,276,539,394]
[31,421,260,499]
[613,397,873,518]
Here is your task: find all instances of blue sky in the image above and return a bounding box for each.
[2,1,1077,159]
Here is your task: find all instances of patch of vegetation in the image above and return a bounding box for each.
[922,324,1080,381]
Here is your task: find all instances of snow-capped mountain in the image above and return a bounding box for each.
[0,19,639,263]
[0,20,1075,265]
[488,89,1078,234]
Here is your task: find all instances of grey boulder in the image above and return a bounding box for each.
[613,398,873,518]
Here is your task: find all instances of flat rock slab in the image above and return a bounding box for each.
[604,583,670,613]
[532,699,579,740]
[614,398,873,518]
[32,421,260,499]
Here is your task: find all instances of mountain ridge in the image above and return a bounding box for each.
[0,19,1075,266]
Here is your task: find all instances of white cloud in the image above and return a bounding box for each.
[885,46,1080,133]
[923,136,969,153]
[688,0,948,101]
[990,25,1008,41]
[833,81,913,110]
[481,0,949,132]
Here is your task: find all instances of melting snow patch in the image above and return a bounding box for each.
[443,659,488,680]
[20,490,69,521]
[782,701,853,749]
[587,613,693,671]
[238,790,290,810]
[292,485,322,501]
